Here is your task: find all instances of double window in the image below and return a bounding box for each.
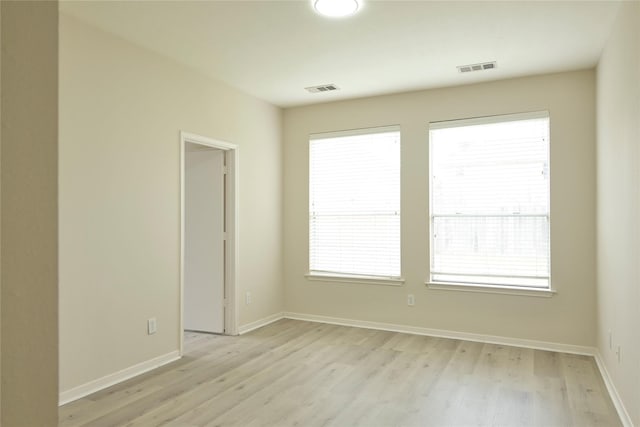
[429,112,551,289]
[309,126,401,280]
[308,112,551,291]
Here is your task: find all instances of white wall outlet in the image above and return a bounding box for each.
[245,291,252,305]
[147,317,157,335]
[407,294,415,306]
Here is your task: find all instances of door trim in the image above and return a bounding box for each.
[179,131,239,356]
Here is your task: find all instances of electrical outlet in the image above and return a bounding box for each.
[407,294,415,306]
[147,318,157,335]
[245,291,252,305]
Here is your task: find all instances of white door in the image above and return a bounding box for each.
[184,144,225,333]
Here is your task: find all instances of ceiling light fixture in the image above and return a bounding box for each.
[313,0,360,18]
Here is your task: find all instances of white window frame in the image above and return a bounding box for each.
[306,125,404,286]
[426,111,555,297]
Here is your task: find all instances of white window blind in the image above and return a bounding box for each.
[309,126,400,279]
[429,112,550,288]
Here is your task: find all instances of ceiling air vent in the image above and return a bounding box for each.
[457,61,497,73]
[305,84,340,93]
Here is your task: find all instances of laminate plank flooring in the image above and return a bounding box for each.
[59,319,621,427]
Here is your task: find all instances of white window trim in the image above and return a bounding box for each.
[309,125,402,281]
[428,111,552,292]
[426,281,556,297]
[307,272,405,287]
[310,124,400,140]
[429,110,550,130]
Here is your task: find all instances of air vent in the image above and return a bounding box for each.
[457,61,497,73]
[305,84,340,93]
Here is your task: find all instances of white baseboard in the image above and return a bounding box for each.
[59,350,181,406]
[283,312,637,425]
[59,312,286,406]
[594,350,634,427]
[58,314,633,427]
[238,312,285,335]
[283,312,596,356]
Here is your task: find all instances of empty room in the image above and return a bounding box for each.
[0,0,638,426]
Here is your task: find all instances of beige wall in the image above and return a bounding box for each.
[596,1,640,424]
[59,15,283,393]
[284,70,597,347]
[1,1,59,425]
[0,3,3,420]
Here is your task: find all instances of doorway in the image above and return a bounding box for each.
[180,132,238,355]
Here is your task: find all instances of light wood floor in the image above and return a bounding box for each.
[59,319,621,427]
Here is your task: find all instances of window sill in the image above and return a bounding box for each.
[306,273,405,287]
[425,281,556,298]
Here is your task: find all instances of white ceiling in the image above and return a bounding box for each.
[60,0,622,108]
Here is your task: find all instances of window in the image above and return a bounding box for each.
[429,112,550,289]
[309,126,401,281]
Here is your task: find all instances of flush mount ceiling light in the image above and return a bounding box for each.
[313,0,360,18]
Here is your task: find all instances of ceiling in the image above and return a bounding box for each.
[60,0,622,108]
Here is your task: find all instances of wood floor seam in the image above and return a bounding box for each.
[59,319,622,427]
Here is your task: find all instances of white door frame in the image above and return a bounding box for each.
[180,131,239,355]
